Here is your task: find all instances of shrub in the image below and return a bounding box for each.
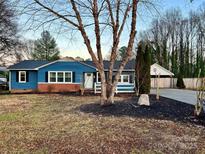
[176,75,186,89]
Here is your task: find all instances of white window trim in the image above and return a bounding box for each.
[118,75,130,84]
[19,71,26,83]
[96,72,130,84]
[9,71,11,90]
[64,72,73,83]
[48,71,72,83]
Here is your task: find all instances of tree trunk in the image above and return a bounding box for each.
[99,70,116,106]
[100,82,116,106]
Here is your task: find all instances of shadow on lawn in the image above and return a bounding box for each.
[77,95,205,127]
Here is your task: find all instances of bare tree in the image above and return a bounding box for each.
[0,0,18,60]
[16,0,142,105]
[141,4,205,78]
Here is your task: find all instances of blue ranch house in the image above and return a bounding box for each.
[8,60,136,93]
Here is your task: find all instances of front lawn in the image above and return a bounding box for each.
[0,94,204,153]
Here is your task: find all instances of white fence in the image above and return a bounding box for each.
[181,78,204,89]
[94,83,135,94]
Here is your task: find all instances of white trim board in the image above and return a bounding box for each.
[9,69,37,70]
[38,82,80,84]
[9,71,11,91]
[151,63,174,76]
[36,60,97,70]
[103,69,135,71]
[19,71,26,83]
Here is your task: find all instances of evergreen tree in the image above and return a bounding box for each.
[171,49,178,76]
[150,47,156,64]
[142,44,151,94]
[118,46,127,60]
[136,41,144,95]
[176,74,186,89]
[156,44,162,65]
[135,41,151,94]
[32,31,60,61]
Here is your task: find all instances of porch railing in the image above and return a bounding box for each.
[94,82,135,94]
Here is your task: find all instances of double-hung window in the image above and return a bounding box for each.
[49,72,56,82]
[19,71,26,83]
[57,72,64,82]
[48,71,72,83]
[65,72,72,82]
[118,75,130,83]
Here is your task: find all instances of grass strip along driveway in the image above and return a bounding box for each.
[0,94,204,153]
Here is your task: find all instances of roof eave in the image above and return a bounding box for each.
[101,69,135,71]
[152,63,174,76]
[8,68,38,71]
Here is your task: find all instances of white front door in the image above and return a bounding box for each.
[84,73,93,89]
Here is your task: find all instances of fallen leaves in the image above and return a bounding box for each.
[0,94,204,153]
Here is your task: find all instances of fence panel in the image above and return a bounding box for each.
[151,78,204,89]
[151,78,174,88]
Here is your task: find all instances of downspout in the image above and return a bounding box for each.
[9,71,11,91]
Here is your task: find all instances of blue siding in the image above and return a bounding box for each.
[10,61,96,90]
[11,70,38,90]
[38,61,96,83]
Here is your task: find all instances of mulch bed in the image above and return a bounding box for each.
[79,95,205,127]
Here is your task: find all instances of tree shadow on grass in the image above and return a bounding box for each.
[77,95,205,127]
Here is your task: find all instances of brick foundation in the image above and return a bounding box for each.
[37,83,81,93]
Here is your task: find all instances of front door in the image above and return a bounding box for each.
[84,73,93,89]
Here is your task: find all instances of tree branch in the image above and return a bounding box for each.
[92,0,104,66]
[70,0,102,70]
[33,0,79,28]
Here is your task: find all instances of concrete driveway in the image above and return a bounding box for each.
[151,89,197,105]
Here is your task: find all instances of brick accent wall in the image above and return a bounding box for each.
[37,83,81,93]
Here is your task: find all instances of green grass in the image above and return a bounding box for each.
[0,94,204,153]
[0,112,21,121]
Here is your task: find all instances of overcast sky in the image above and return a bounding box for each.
[19,0,204,59]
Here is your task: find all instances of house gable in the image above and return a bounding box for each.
[151,63,174,76]
[36,60,96,70]
[38,61,96,83]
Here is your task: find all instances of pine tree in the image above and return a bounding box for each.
[32,31,60,61]
[118,46,127,60]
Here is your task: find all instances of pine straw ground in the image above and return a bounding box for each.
[0,94,204,153]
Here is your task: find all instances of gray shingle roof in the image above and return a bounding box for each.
[0,67,8,72]
[8,60,135,70]
[84,60,135,70]
[8,60,50,70]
